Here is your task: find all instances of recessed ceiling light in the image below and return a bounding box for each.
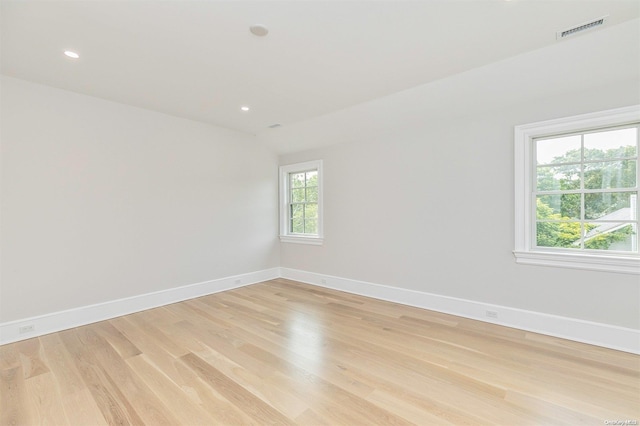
[249,25,269,37]
[64,50,79,59]
[240,106,250,112]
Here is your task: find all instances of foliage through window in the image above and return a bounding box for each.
[534,126,638,253]
[289,170,319,235]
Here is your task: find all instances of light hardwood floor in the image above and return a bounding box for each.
[1,278,639,425]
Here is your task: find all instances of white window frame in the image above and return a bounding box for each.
[279,160,324,245]
[514,105,640,274]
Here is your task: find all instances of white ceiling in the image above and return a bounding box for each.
[1,1,639,137]
[265,17,640,154]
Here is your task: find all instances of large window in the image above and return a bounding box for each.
[514,106,640,274]
[279,160,323,245]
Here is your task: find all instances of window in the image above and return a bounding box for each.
[514,106,640,274]
[279,160,323,245]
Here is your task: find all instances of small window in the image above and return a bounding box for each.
[514,106,640,274]
[279,160,323,245]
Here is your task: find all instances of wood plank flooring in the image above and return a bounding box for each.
[1,278,639,425]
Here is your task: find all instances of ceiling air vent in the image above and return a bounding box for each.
[557,16,608,40]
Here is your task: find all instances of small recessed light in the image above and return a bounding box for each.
[240,106,250,112]
[64,50,79,59]
[249,25,269,37]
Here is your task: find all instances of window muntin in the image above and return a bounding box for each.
[533,125,638,253]
[279,160,323,244]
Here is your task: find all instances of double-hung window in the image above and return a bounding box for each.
[279,160,323,245]
[514,106,640,274]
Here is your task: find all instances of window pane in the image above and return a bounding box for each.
[584,222,636,252]
[306,171,318,187]
[585,191,636,220]
[304,219,318,234]
[536,135,581,165]
[537,194,580,220]
[584,128,637,160]
[291,188,305,203]
[291,218,304,233]
[304,203,317,220]
[536,221,582,248]
[536,164,580,191]
[290,204,304,220]
[584,160,637,190]
[306,187,318,202]
[290,173,305,188]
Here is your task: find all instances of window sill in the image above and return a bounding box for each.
[280,235,324,246]
[513,250,640,274]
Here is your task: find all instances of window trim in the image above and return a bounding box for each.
[514,105,640,274]
[279,160,324,245]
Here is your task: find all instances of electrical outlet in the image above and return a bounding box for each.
[485,310,498,319]
[19,324,35,334]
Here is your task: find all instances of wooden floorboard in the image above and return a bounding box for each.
[1,278,639,425]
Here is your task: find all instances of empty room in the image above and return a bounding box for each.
[1,1,639,424]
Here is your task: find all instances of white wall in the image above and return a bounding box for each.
[0,76,279,323]
[277,21,640,330]
[0,19,638,343]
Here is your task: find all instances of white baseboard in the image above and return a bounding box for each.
[3,266,638,354]
[280,267,640,354]
[0,268,280,345]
